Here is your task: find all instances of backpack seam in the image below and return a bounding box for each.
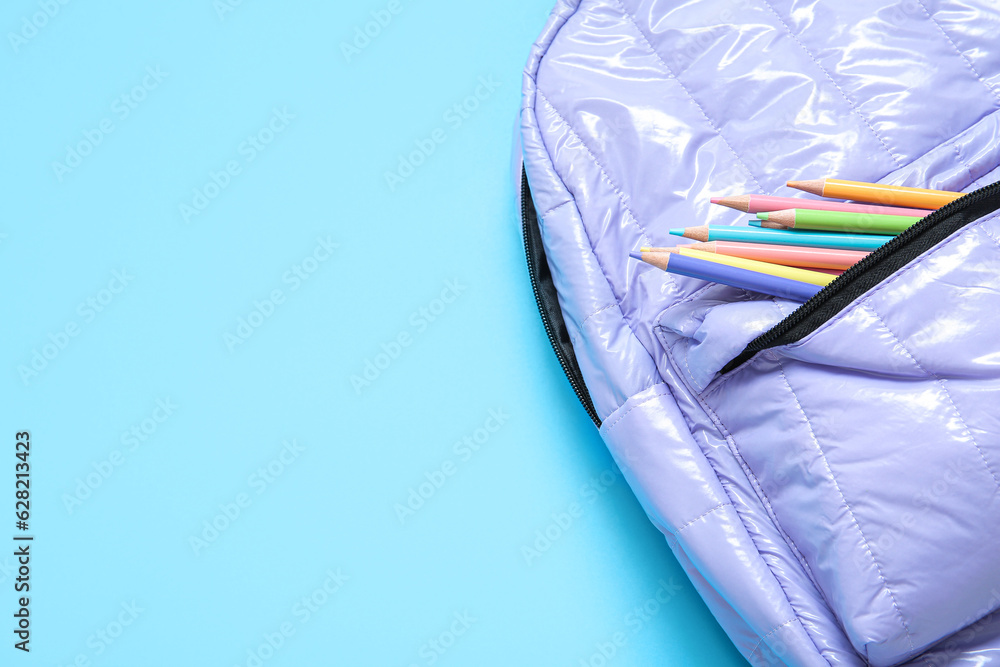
[660,334,830,592]
[863,301,1000,489]
[657,335,836,666]
[914,0,1000,108]
[777,360,916,654]
[757,0,903,168]
[601,385,670,433]
[748,618,800,664]
[674,502,731,533]
[614,0,766,194]
[536,90,655,248]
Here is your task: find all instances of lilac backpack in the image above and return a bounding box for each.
[516,1,1000,665]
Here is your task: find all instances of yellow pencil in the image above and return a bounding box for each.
[641,247,836,287]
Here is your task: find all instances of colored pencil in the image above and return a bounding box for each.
[787,178,962,210]
[629,251,821,302]
[757,209,921,235]
[669,225,893,251]
[647,247,836,286]
[711,194,932,218]
[641,241,867,270]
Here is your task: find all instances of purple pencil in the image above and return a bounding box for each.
[629,250,821,302]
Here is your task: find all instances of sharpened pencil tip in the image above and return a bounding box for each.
[668,228,685,236]
[748,219,762,227]
[629,251,643,261]
[710,197,721,205]
[786,179,826,196]
[757,213,769,220]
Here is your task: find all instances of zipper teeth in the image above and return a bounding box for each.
[521,168,602,427]
[741,181,1000,355]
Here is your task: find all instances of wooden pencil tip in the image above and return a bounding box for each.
[786,179,826,196]
[766,209,796,226]
[759,220,789,229]
[684,226,710,242]
[710,195,751,212]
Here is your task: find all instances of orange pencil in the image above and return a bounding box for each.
[787,178,962,210]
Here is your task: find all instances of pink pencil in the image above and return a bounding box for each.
[711,194,932,218]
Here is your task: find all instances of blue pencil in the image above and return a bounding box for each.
[669,225,892,251]
[630,250,821,302]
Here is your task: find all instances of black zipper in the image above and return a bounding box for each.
[720,180,1000,375]
[521,166,602,427]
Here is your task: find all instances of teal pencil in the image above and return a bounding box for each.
[669,225,892,251]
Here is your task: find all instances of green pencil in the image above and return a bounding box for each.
[758,209,923,235]
[668,225,893,251]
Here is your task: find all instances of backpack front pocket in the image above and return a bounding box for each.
[698,202,1000,666]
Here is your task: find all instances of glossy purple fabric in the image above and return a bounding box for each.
[518,1,1000,665]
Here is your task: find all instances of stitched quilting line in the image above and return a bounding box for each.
[601,386,670,433]
[777,361,916,652]
[534,87,685,362]
[536,88,685,312]
[757,0,903,169]
[660,336,826,591]
[675,502,731,533]
[748,618,799,663]
[540,199,574,219]
[983,223,1000,249]
[536,90,654,247]
[863,302,1000,490]
[915,0,1000,108]
[656,340,833,666]
[581,302,619,327]
[954,144,976,183]
[613,0,765,194]
[601,388,669,436]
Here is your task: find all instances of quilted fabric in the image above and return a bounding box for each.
[518,1,1000,665]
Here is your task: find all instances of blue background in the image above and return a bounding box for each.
[2,1,748,664]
